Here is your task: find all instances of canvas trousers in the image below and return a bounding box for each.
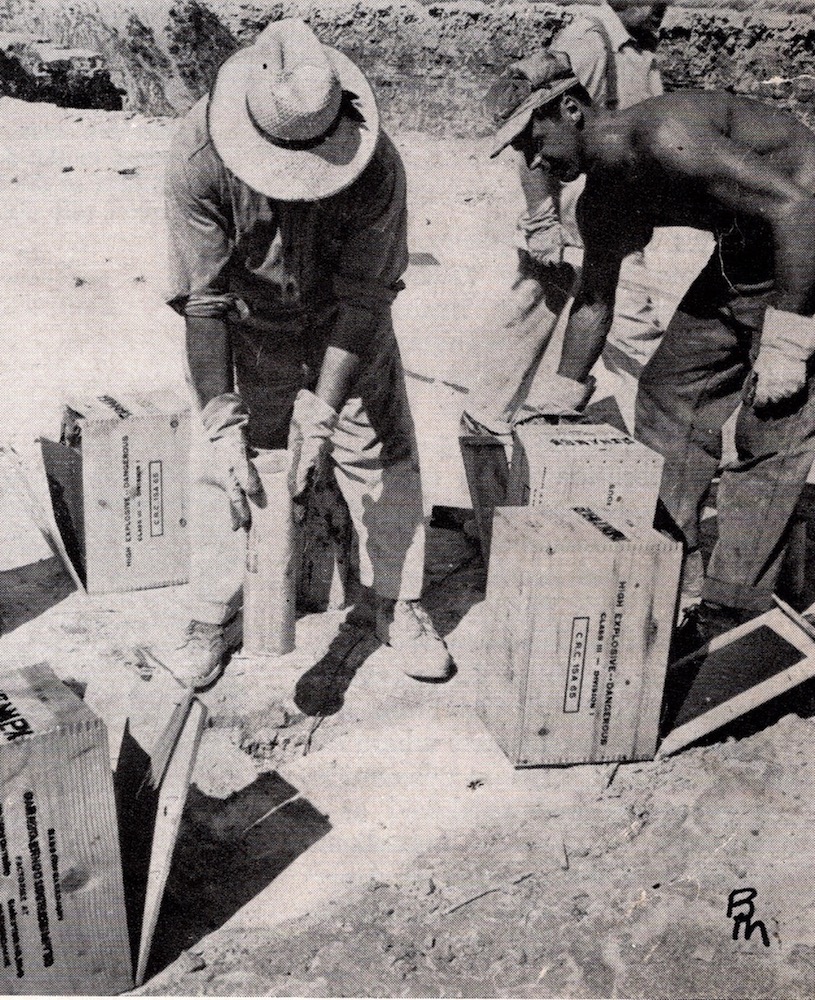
[187,309,426,625]
[635,272,815,613]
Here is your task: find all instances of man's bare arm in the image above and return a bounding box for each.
[558,239,625,383]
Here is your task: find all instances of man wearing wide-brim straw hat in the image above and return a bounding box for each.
[163,17,453,688]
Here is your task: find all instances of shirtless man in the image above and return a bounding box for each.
[491,59,815,654]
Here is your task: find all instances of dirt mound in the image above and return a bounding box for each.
[4,1,815,126]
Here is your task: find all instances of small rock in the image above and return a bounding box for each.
[692,944,716,963]
[9,177,17,183]
[118,166,137,175]
[62,165,74,173]
[74,277,86,287]
[176,949,206,974]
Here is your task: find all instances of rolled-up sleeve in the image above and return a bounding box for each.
[330,134,409,358]
[552,19,609,107]
[165,104,234,317]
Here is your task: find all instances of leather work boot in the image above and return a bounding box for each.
[376,599,455,682]
[165,615,242,691]
[671,601,755,664]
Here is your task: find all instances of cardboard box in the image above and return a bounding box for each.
[508,423,664,530]
[478,506,682,766]
[42,389,190,594]
[0,663,132,994]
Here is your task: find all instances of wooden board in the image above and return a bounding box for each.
[659,606,815,757]
[135,698,206,986]
[0,663,132,995]
[480,507,682,767]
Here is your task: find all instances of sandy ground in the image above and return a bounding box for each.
[1,96,815,998]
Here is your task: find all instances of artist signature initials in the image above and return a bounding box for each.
[727,888,770,947]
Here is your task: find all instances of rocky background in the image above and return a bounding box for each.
[1,1,815,127]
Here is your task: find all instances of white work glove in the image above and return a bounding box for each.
[287,390,339,517]
[520,373,596,420]
[460,407,513,443]
[525,221,573,268]
[200,393,263,531]
[748,306,815,408]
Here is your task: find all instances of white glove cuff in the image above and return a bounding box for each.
[762,306,815,363]
[545,373,596,414]
[292,389,339,433]
[200,393,249,441]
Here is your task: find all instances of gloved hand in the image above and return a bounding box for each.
[748,306,815,408]
[519,373,596,420]
[287,390,339,516]
[200,393,263,531]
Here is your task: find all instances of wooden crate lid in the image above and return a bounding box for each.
[492,505,680,555]
[63,387,190,426]
[512,422,660,459]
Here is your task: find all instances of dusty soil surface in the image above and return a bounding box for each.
[1,78,815,1000]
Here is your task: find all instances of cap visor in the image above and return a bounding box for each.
[488,77,580,158]
[489,102,536,158]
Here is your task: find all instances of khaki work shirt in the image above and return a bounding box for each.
[553,1,663,110]
[165,97,408,359]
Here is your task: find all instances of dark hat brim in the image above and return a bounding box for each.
[489,76,579,158]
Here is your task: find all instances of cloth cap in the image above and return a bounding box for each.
[208,18,379,201]
[487,50,578,158]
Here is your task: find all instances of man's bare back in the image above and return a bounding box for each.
[580,91,815,250]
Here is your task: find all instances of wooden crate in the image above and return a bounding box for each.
[508,423,663,530]
[458,433,510,562]
[478,506,682,766]
[0,663,132,994]
[41,389,190,594]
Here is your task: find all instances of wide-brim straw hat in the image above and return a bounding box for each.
[209,18,379,201]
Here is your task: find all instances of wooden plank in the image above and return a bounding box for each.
[127,649,194,789]
[134,697,206,987]
[0,443,84,591]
